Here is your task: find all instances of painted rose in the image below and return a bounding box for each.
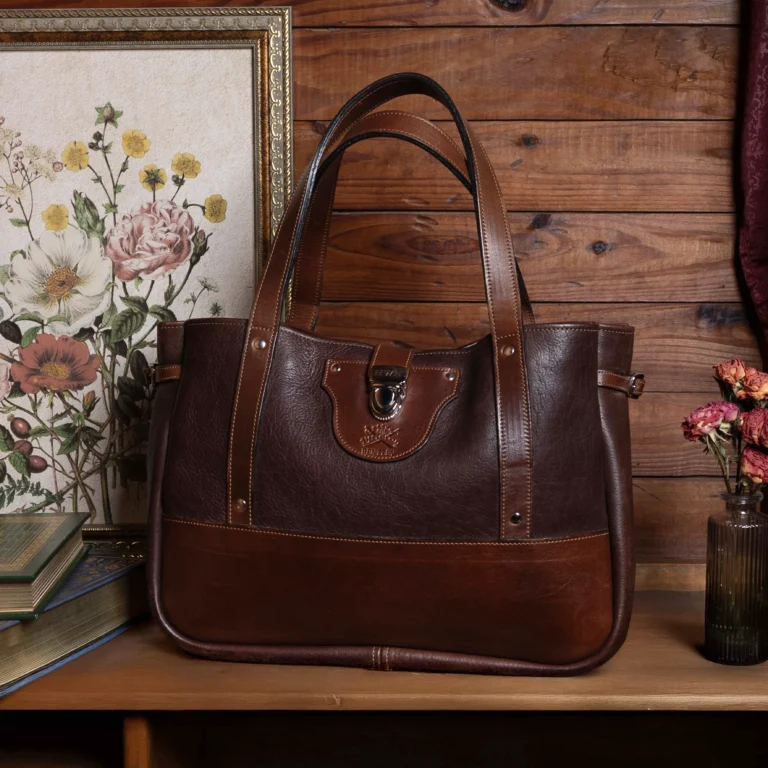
[741,446,768,485]
[0,361,11,399]
[681,401,740,442]
[105,200,196,281]
[716,358,747,387]
[5,228,111,334]
[11,334,99,394]
[740,408,768,448]
[738,367,768,401]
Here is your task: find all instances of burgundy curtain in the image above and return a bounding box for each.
[740,1,768,358]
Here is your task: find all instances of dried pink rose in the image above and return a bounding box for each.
[716,358,747,386]
[104,200,195,281]
[741,445,768,484]
[740,408,768,448]
[681,401,740,442]
[738,367,768,401]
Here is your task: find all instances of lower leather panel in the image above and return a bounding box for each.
[160,518,613,666]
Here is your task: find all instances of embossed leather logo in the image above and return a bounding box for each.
[360,424,400,455]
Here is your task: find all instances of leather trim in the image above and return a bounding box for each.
[322,359,461,461]
[154,364,182,383]
[598,369,645,398]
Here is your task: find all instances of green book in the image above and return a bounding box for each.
[0,513,89,619]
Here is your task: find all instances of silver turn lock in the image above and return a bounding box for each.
[369,365,408,421]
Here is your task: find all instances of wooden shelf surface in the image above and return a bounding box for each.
[3,592,768,712]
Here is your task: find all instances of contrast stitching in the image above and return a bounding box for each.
[186,321,246,328]
[323,361,460,460]
[164,517,609,547]
[227,169,310,522]
[475,131,533,540]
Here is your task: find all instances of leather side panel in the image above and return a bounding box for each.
[162,319,247,525]
[526,325,607,538]
[161,518,613,666]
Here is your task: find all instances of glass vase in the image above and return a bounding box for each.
[705,492,768,665]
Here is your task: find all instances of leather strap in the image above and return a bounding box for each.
[228,73,533,540]
[598,370,645,398]
[287,110,534,332]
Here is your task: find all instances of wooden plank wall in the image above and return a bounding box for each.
[287,0,746,581]
[35,0,745,583]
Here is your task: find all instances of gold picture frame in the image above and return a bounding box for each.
[0,8,292,532]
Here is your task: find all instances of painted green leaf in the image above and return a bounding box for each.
[110,307,146,343]
[8,450,29,477]
[0,425,14,452]
[27,426,49,439]
[14,312,44,324]
[71,190,105,240]
[101,302,117,327]
[118,375,145,401]
[114,184,124,195]
[164,279,175,304]
[20,325,41,347]
[130,350,150,385]
[120,295,148,313]
[0,460,6,484]
[9,218,27,228]
[73,327,95,342]
[149,305,176,323]
[53,423,77,439]
[56,433,79,456]
[116,394,141,421]
[0,265,11,286]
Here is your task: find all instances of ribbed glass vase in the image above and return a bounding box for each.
[705,492,768,665]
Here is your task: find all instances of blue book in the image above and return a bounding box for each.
[0,545,147,698]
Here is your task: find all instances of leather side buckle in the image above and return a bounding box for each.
[628,373,645,399]
[369,365,408,421]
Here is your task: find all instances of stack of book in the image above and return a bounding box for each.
[0,513,146,697]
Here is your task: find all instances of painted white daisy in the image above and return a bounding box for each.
[5,228,111,334]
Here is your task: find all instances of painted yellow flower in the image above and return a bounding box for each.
[122,129,150,159]
[139,164,167,192]
[171,152,201,179]
[203,194,227,224]
[61,141,89,172]
[41,204,69,231]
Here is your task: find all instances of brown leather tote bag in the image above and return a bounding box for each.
[148,74,644,676]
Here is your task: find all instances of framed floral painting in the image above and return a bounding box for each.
[0,9,291,527]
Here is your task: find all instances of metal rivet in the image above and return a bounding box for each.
[233,498,247,513]
[510,512,523,525]
[252,338,267,351]
[446,371,456,381]
[331,363,341,373]
[501,345,515,357]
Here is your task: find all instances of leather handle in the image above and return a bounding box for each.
[286,110,534,333]
[228,73,533,540]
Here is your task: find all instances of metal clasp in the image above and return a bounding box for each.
[628,373,645,399]
[369,365,408,421]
